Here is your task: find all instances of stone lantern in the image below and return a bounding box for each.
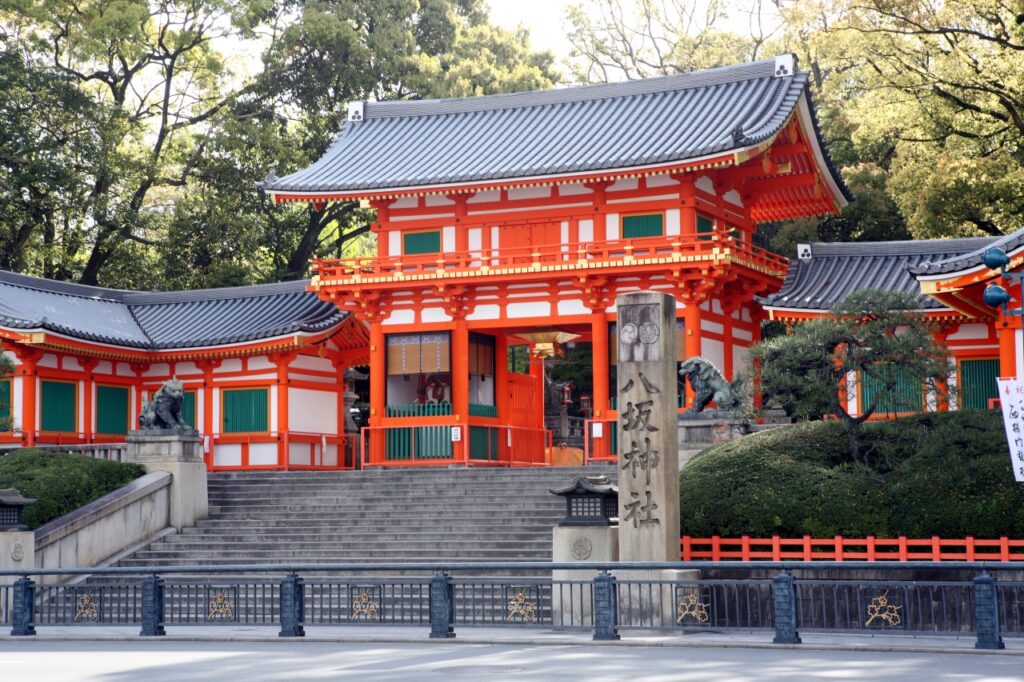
[549,475,618,527]
[0,488,36,531]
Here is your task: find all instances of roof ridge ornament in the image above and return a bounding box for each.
[797,243,812,260]
[347,101,364,123]
[774,53,797,78]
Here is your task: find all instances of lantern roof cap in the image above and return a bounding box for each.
[550,475,618,498]
[0,487,37,507]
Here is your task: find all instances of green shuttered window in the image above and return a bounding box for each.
[41,380,76,432]
[697,215,714,240]
[96,385,129,435]
[222,388,268,433]
[182,390,197,428]
[861,366,923,414]
[961,359,999,410]
[403,230,441,255]
[0,380,10,430]
[622,213,663,238]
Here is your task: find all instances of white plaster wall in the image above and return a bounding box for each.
[391,196,418,209]
[212,388,221,434]
[38,354,58,369]
[508,302,551,318]
[95,361,113,374]
[694,176,716,194]
[217,359,242,373]
[176,361,200,376]
[269,385,278,432]
[213,443,241,467]
[846,371,859,415]
[948,323,990,341]
[425,195,454,207]
[579,219,594,243]
[732,346,750,375]
[467,304,501,321]
[288,388,338,434]
[608,178,638,192]
[733,328,753,342]
[249,442,278,465]
[468,189,500,203]
[144,363,170,377]
[389,231,401,256]
[605,213,619,240]
[666,209,680,236]
[422,308,453,323]
[63,356,83,372]
[11,376,22,432]
[248,355,275,371]
[468,227,482,252]
[291,355,333,373]
[117,362,135,377]
[646,174,676,188]
[701,338,725,369]
[701,319,724,335]
[442,226,456,252]
[383,309,416,325]
[324,444,338,467]
[558,183,591,196]
[557,299,589,316]
[509,186,551,200]
[724,189,743,206]
[289,442,315,466]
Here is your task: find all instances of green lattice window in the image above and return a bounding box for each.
[960,359,999,410]
[697,215,714,240]
[860,366,923,414]
[182,390,197,428]
[403,230,441,255]
[222,387,269,433]
[41,380,76,432]
[0,379,10,431]
[622,213,664,239]
[96,385,129,435]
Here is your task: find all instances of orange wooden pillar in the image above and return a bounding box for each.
[81,357,98,443]
[369,320,386,464]
[999,320,1017,379]
[273,353,295,470]
[197,359,221,469]
[494,332,510,461]
[683,300,702,404]
[529,344,545,429]
[451,317,470,460]
[590,310,610,418]
[17,349,41,447]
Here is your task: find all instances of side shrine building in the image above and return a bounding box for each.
[0,54,890,469]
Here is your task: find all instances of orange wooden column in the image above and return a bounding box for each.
[999,321,1018,379]
[683,300,703,404]
[590,310,610,418]
[81,357,98,443]
[451,317,470,421]
[197,359,221,469]
[368,320,386,465]
[272,352,296,470]
[16,348,41,447]
[529,344,545,429]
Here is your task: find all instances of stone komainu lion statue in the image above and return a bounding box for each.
[678,357,741,414]
[139,379,191,431]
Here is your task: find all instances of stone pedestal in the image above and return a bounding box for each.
[0,530,34,584]
[125,431,208,530]
[552,526,618,626]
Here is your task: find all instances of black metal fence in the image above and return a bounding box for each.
[0,561,1015,648]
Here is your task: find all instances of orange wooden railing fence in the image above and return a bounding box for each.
[680,535,1024,562]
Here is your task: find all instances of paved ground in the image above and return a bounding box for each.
[1,628,1022,681]
[0,638,1022,681]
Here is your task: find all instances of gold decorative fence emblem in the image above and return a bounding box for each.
[865,591,902,627]
[351,591,379,620]
[676,593,710,624]
[506,591,536,622]
[207,591,234,621]
[74,593,99,622]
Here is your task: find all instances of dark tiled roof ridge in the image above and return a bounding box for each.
[908,225,1024,276]
[362,59,783,120]
[0,268,313,304]
[804,236,995,258]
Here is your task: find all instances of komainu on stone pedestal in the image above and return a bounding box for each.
[678,356,741,415]
[138,379,194,433]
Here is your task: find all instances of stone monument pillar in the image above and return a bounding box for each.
[125,432,208,531]
[0,489,36,587]
[614,291,693,625]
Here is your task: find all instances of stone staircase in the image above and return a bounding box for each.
[116,465,616,575]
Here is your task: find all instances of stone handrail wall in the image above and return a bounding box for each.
[34,471,172,576]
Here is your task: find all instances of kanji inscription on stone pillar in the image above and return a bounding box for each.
[616,291,680,562]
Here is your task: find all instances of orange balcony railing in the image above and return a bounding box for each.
[314,232,788,286]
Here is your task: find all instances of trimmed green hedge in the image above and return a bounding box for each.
[0,449,145,530]
[680,411,1024,538]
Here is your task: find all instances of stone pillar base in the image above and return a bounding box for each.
[0,530,34,584]
[125,431,208,530]
[552,525,618,627]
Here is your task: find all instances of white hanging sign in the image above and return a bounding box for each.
[996,379,1024,482]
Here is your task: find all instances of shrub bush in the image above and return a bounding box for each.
[0,449,145,529]
[679,411,1024,538]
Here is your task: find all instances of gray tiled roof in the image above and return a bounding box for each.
[908,225,1024,276]
[262,57,851,197]
[759,238,996,311]
[0,270,346,350]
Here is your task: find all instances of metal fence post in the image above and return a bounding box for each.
[140,574,165,637]
[772,572,801,644]
[429,570,455,639]
[592,571,619,641]
[11,576,35,636]
[974,573,1005,650]
[279,572,305,638]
